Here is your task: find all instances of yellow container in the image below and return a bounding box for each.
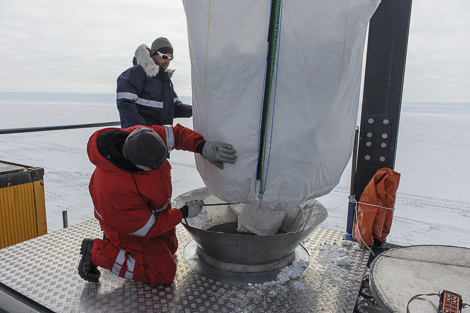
[0,161,47,249]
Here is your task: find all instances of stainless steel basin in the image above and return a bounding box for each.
[173,187,327,273]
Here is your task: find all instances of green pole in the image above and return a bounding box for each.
[257,0,282,198]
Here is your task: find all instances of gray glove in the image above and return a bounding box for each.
[186,200,204,218]
[179,200,204,218]
[202,141,237,169]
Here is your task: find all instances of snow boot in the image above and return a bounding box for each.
[78,238,101,282]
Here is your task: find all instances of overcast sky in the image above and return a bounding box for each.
[0,0,468,103]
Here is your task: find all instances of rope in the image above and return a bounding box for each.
[349,196,396,211]
[352,199,375,256]
[349,195,396,256]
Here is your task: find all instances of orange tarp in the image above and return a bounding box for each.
[353,168,400,246]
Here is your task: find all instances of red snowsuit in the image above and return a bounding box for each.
[87,124,204,284]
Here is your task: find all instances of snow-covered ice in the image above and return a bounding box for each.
[0,96,469,249]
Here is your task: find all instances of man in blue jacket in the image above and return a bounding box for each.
[116,37,192,128]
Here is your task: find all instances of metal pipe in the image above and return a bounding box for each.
[62,210,68,228]
[344,126,360,241]
[202,203,239,207]
[350,126,360,197]
[0,121,120,135]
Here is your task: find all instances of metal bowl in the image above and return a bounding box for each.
[173,187,327,272]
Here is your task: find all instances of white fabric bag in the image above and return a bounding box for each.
[183,0,381,235]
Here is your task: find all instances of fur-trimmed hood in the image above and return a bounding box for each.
[134,44,175,78]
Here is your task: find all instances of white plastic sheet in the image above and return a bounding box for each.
[183,0,381,235]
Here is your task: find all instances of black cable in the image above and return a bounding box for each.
[406,292,439,313]
[131,173,154,213]
[406,291,469,313]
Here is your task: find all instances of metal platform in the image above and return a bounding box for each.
[0,219,370,312]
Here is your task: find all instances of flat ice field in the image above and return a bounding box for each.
[0,99,469,248]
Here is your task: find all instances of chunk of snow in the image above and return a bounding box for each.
[336,256,350,266]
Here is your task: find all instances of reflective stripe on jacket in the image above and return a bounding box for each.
[87,124,205,250]
[116,44,191,128]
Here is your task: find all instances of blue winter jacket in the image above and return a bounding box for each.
[116,44,192,128]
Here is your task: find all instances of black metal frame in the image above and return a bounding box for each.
[346,0,412,239]
[355,0,412,198]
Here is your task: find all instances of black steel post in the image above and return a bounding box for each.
[353,0,412,200]
[345,0,412,241]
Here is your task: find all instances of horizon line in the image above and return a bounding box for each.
[0,92,468,106]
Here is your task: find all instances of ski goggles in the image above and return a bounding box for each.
[157,51,174,61]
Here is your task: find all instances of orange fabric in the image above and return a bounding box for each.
[353,168,400,246]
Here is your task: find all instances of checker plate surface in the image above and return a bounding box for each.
[0,220,369,312]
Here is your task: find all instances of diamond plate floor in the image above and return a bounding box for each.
[0,219,369,313]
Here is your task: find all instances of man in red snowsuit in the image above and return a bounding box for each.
[78,124,236,284]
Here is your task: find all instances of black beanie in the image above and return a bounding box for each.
[122,127,167,169]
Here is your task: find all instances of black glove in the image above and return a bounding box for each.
[185,106,192,117]
[174,101,192,118]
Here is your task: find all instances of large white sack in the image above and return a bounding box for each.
[183,0,380,234]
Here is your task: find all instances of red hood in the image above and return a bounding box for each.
[87,127,128,173]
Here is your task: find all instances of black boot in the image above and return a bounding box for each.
[78,238,101,282]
